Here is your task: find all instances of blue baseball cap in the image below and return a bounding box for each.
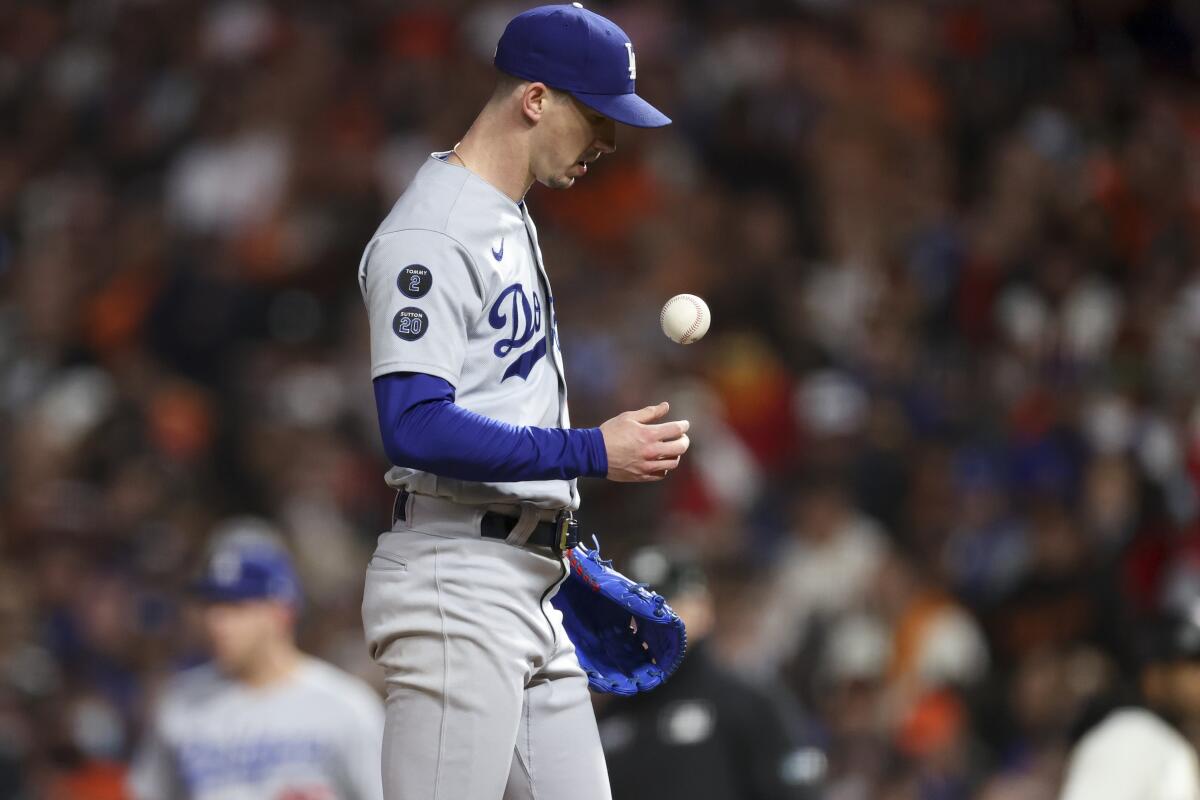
[191,538,301,606]
[494,4,671,128]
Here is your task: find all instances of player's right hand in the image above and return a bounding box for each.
[599,402,690,482]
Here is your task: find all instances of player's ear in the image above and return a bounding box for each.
[520,82,550,125]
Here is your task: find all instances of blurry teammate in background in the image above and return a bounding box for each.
[128,522,385,800]
[1059,610,1200,800]
[596,546,826,800]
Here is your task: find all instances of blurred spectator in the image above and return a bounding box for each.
[746,472,891,675]
[1060,611,1200,800]
[596,545,824,800]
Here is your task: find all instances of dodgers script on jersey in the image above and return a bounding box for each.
[129,659,385,800]
[358,152,577,510]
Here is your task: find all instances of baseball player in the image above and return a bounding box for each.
[356,4,687,799]
[129,524,386,800]
[1059,611,1200,800]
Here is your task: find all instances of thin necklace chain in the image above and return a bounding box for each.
[453,140,524,204]
[452,141,470,172]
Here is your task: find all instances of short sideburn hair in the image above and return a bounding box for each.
[492,70,562,103]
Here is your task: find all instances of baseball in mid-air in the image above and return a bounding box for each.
[660,294,711,344]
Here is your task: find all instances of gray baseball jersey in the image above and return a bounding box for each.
[1060,708,1200,800]
[357,152,576,511]
[128,658,385,800]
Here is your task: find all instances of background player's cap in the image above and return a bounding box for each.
[624,545,706,600]
[494,4,671,129]
[191,517,301,606]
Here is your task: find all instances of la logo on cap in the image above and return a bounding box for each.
[573,1,635,79]
[212,551,242,585]
[493,3,671,128]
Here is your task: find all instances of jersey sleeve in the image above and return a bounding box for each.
[127,707,185,800]
[360,228,484,385]
[373,373,608,480]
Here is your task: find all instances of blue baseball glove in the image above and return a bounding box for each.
[551,540,687,696]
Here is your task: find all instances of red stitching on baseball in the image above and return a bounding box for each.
[681,296,703,343]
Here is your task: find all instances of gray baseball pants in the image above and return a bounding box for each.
[362,494,612,800]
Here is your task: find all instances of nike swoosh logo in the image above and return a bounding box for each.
[492,238,504,262]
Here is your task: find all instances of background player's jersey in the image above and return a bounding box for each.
[1059,707,1200,800]
[129,658,385,800]
[358,153,576,511]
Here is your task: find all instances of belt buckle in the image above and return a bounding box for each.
[556,512,579,551]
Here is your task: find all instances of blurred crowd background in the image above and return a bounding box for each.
[2,0,1200,798]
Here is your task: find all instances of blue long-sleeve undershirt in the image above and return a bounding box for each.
[373,372,608,482]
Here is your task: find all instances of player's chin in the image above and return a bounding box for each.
[542,174,576,190]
